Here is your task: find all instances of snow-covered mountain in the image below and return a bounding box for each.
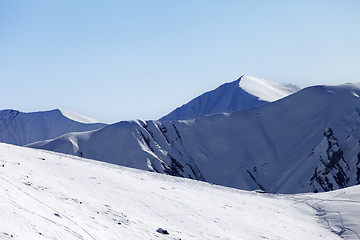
[160,75,300,121]
[29,82,360,194]
[1,143,359,239]
[0,109,106,146]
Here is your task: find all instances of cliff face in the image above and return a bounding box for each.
[310,128,350,192]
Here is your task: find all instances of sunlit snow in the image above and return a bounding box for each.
[0,143,359,239]
[160,75,300,121]
[239,75,301,102]
[59,109,100,124]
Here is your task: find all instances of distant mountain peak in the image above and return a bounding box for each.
[235,74,244,82]
[0,108,106,146]
[160,75,300,121]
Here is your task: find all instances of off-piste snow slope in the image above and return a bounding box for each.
[160,75,300,121]
[0,143,359,240]
[29,82,360,194]
[0,109,106,146]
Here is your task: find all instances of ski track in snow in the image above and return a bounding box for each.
[0,175,95,240]
[274,192,360,240]
[0,143,359,239]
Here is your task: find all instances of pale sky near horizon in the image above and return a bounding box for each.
[1,1,359,123]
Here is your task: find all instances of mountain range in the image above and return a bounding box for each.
[23,76,360,194]
[2,74,360,239]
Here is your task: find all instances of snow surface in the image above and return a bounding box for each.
[29,82,360,194]
[0,109,106,146]
[0,143,359,240]
[59,109,100,124]
[160,75,300,121]
[239,75,300,102]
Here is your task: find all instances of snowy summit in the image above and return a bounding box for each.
[160,75,300,121]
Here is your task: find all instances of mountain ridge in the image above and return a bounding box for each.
[29,82,360,194]
[160,75,300,121]
[0,109,106,146]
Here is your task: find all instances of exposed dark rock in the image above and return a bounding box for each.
[157,228,169,235]
[356,152,360,184]
[172,124,182,141]
[157,124,170,144]
[187,162,205,181]
[163,155,185,177]
[247,169,265,192]
[138,131,154,153]
[142,124,157,143]
[310,128,350,192]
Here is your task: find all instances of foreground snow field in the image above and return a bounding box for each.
[0,143,359,239]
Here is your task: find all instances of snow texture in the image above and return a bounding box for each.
[239,75,300,102]
[160,75,300,121]
[0,143,359,240]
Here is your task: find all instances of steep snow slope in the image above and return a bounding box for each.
[29,83,360,194]
[160,75,300,121]
[0,143,359,240]
[0,109,106,146]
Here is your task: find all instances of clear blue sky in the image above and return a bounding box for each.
[1,1,359,123]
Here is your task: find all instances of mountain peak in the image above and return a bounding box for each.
[160,75,300,121]
[235,74,245,83]
[0,108,106,146]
